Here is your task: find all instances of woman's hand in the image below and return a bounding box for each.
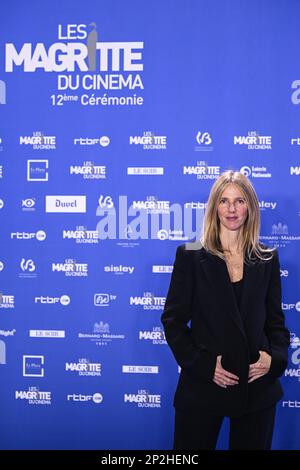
[213,355,239,388]
[248,350,272,383]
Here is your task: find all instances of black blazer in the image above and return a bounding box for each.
[161,243,290,417]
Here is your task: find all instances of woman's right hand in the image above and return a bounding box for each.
[213,355,239,388]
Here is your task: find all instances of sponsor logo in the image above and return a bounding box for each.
[124,389,161,407]
[183,161,220,179]
[0,262,4,271]
[20,259,37,278]
[240,165,272,178]
[23,355,44,377]
[22,198,36,211]
[67,393,103,403]
[234,132,272,150]
[195,131,213,151]
[34,295,70,305]
[0,165,3,178]
[272,223,288,235]
[139,327,167,345]
[20,259,36,272]
[94,293,116,306]
[52,260,88,276]
[132,197,170,214]
[15,387,51,405]
[184,201,207,210]
[122,365,159,374]
[5,24,144,108]
[130,293,165,310]
[260,223,300,248]
[104,265,134,275]
[78,322,125,347]
[20,132,56,150]
[127,167,164,175]
[45,195,86,213]
[0,294,15,309]
[29,330,65,338]
[74,136,110,146]
[27,160,49,181]
[63,226,99,243]
[0,199,4,209]
[129,132,167,150]
[157,229,188,241]
[65,359,101,376]
[282,302,300,312]
[282,400,300,408]
[70,161,106,179]
[98,195,114,209]
[258,201,277,210]
[11,230,46,241]
[152,265,173,273]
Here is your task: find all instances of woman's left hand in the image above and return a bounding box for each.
[248,350,272,383]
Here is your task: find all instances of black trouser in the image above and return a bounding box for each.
[174,405,276,450]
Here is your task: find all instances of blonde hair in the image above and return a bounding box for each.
[201,170,274,261]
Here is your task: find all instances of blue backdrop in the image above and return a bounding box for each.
[0,0,299,450]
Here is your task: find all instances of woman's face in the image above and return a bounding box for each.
[217,184,248,232]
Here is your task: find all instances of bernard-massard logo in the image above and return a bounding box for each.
[5,24,144,107]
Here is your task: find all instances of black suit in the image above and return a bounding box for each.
[161,244,290,419]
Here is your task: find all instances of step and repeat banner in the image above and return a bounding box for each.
[0,0,299,450]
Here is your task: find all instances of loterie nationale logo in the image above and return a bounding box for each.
[5,23,144,107]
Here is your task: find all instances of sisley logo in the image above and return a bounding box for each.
[46,195,86,213]
[104,265,134,275]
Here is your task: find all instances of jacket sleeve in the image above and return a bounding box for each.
[161,245,217,382]
[265,250,290,378]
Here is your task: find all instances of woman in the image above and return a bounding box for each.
[161,170,290,450]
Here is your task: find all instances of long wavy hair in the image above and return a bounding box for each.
[201,170,274,261]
